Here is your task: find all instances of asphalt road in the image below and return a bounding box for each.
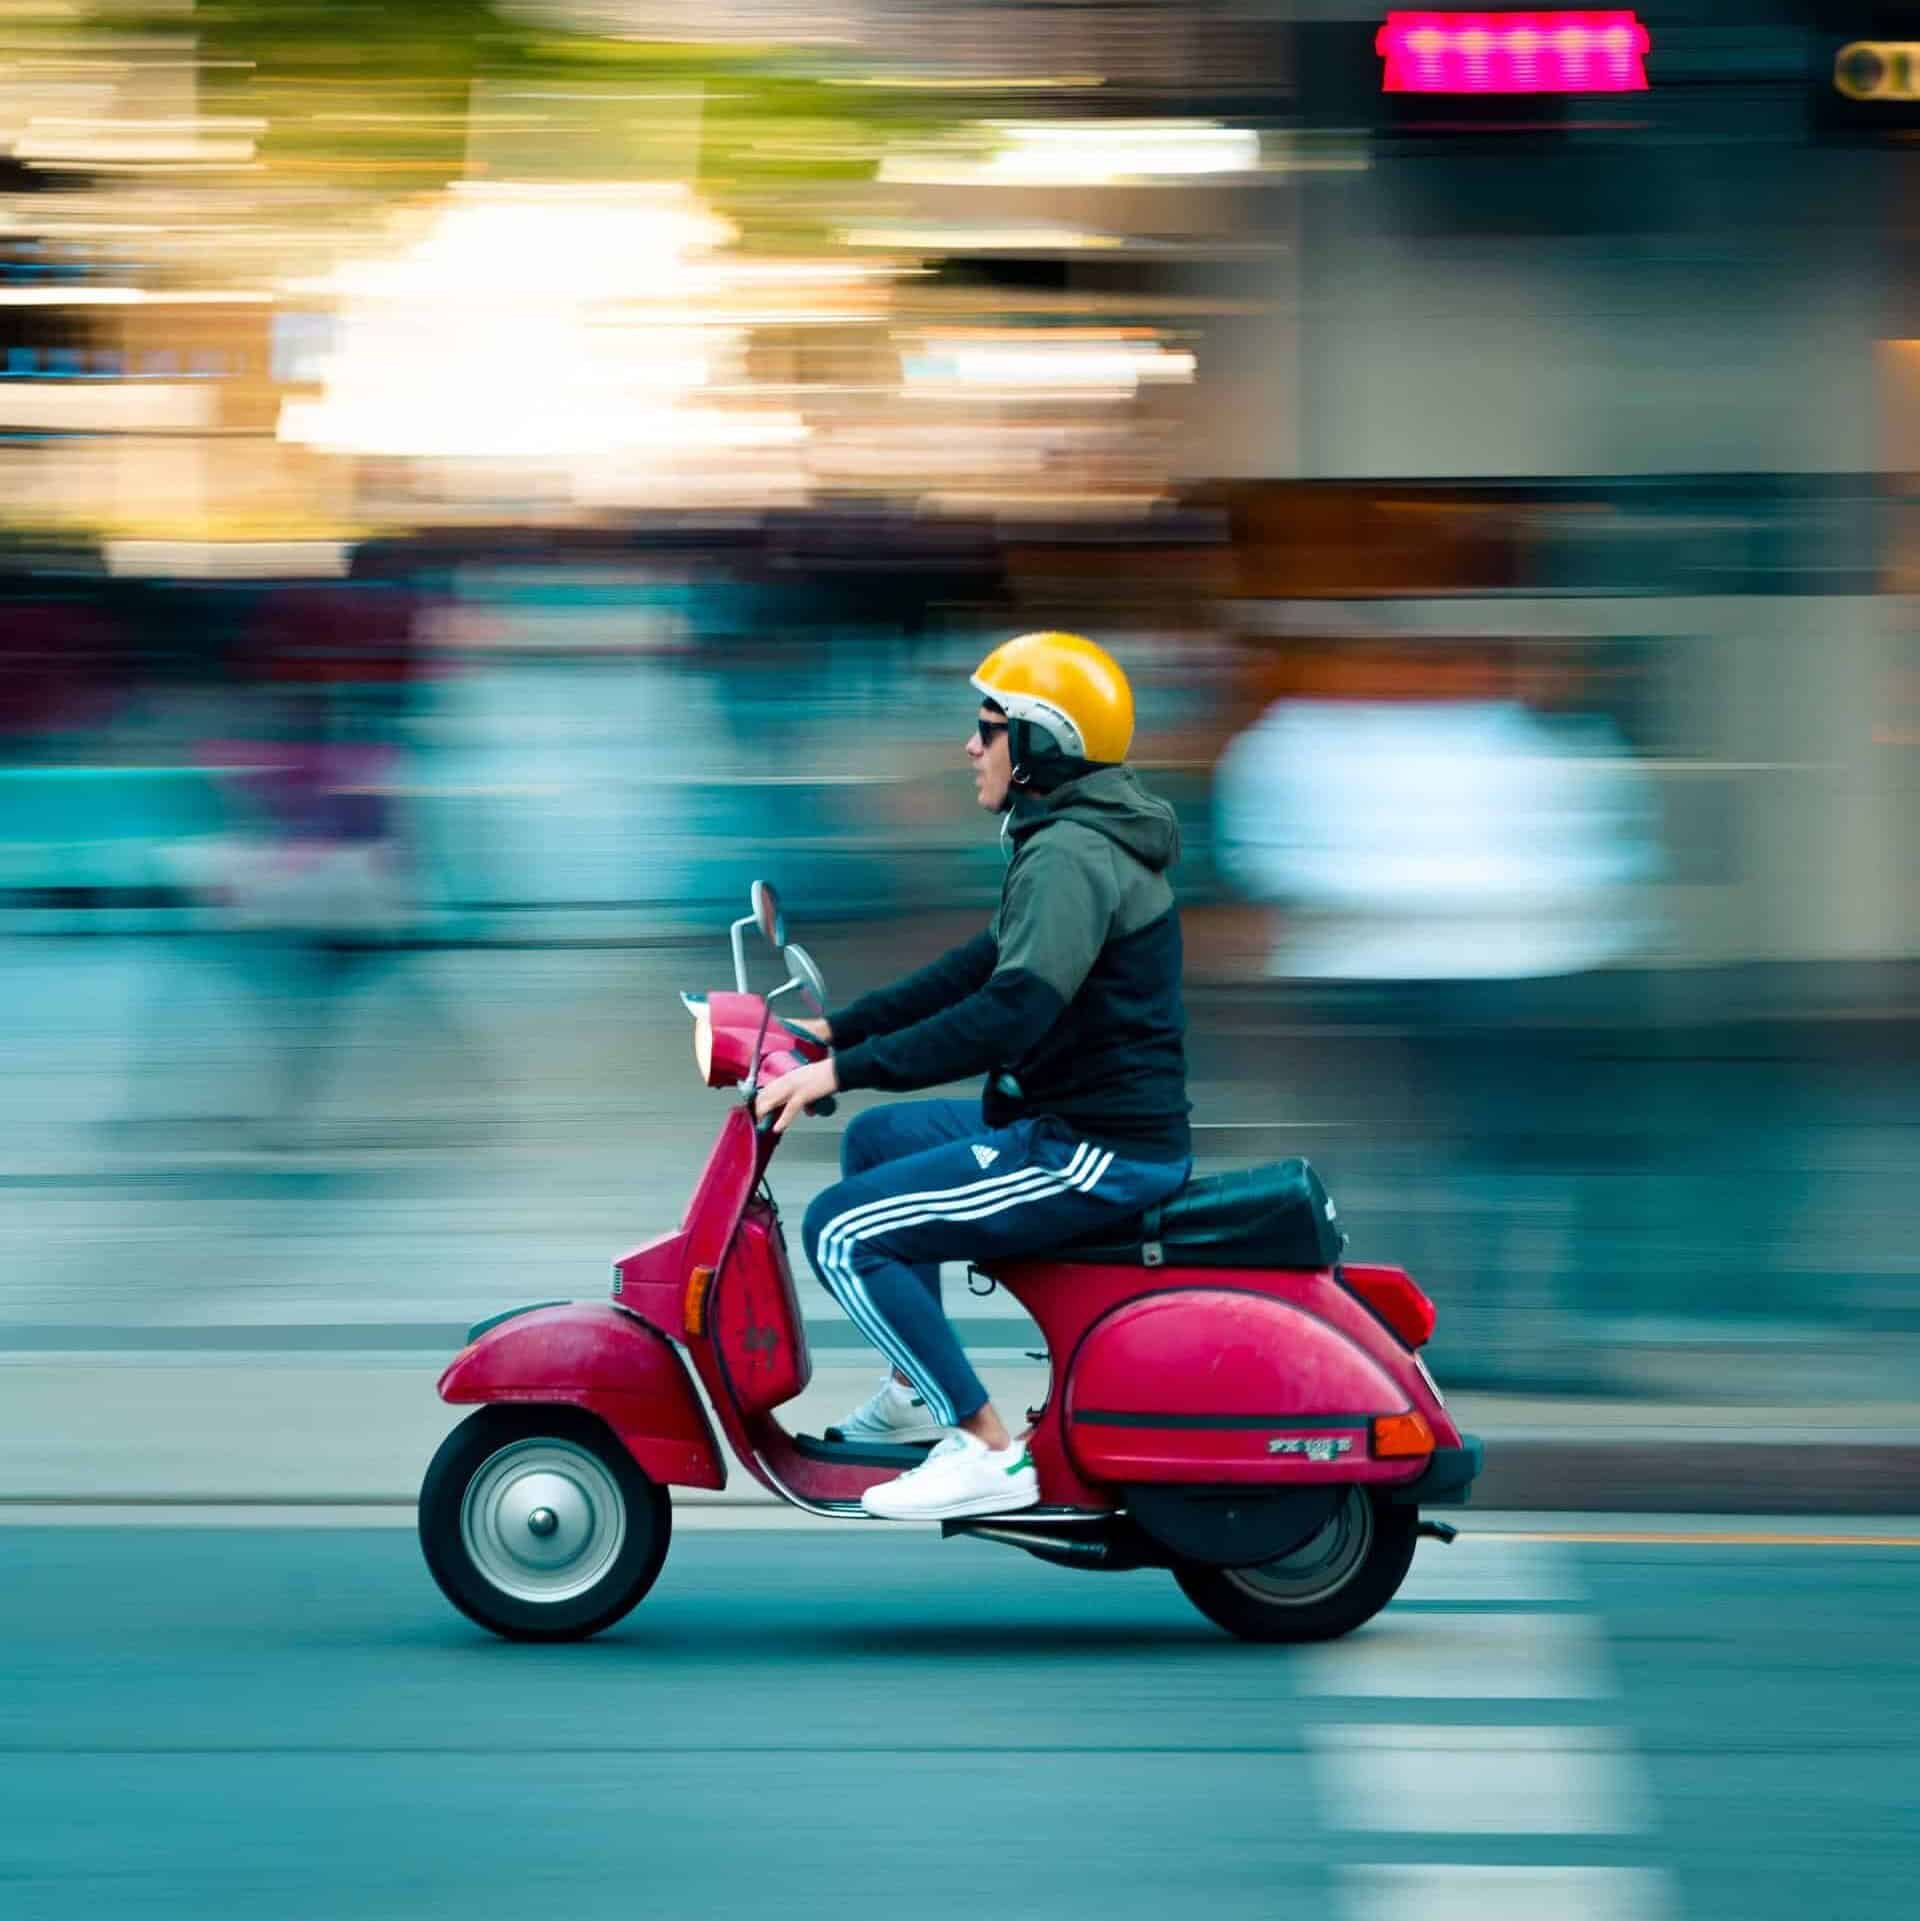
[2,1519,1915,1921]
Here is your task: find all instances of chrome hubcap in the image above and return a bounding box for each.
[1224,1488,1374,1606]
[460,1438,627,1605]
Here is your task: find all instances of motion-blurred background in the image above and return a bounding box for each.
[5,0,1919,1401]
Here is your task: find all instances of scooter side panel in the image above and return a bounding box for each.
[438,1302,726,1490]
[1064,1287,1426,1488]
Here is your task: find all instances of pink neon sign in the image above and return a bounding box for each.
[1376,11,1651,95]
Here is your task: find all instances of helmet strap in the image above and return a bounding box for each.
[1008,716,1059,788]
[1006,716,1032,784]
[1009,717,1100,793]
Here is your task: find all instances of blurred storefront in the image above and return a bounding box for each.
[5,4,1920,1392]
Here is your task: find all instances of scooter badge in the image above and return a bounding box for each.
[1268,1435,1353,1462]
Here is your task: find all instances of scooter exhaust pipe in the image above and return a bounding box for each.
[942,1516,1161,1572]
[950,1521,1110,1563]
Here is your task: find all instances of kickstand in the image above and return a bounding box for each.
[1417,1519,1459,1544]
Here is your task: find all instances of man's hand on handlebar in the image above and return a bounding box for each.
[754,1056,840,1135]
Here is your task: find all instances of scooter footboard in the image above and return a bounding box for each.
[439,1302,725,1490]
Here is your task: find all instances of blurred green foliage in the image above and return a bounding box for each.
[98,0,951,239]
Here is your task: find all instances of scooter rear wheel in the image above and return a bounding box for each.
[1173,1489,1416,1643]
[419,1405,672,1642]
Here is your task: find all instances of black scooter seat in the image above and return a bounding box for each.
[1048,1157,1344,1271]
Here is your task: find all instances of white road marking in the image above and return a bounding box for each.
[1339,1865,1676,1921]
[1397,1536,1580,1604]
[1297,1611,1612,1699]
[1307,1725,1653,1835]
[1319,1542,1672,1906]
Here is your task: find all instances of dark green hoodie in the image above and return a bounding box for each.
[831,766,1192,1161]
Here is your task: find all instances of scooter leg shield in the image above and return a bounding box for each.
[438,1302,725,1491]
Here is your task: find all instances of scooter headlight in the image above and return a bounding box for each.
[692,1007,714,1082]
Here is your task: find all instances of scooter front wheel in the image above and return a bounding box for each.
[419,1405,671,1642]
[1173,1488,1416,1644]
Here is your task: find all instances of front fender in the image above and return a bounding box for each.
[439,1302,725,1491]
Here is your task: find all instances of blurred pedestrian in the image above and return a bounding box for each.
[121,579,492,1152]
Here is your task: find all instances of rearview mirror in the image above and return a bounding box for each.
[783,942,828,1013]
[750,880,785,948]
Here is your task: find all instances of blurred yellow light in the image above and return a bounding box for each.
[0,286,142,306]
[274,180,836,476]
[15,116,263,166]
[880,119,1260,188]
[0,288,273,305]
[285,182,736,304]
[102,540,355,579]
[841,223,1125,253]
[0,386,215,432]
[1838,43,1920,100]
[923,490,1168,520]
[831,73,1106,92]
[903,336,1196,397]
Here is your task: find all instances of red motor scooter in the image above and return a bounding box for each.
[419,882,1482,1644]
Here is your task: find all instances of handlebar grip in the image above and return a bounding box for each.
[755,1093,835,1134]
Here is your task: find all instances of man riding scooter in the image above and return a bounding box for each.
[753,632,1195,1521]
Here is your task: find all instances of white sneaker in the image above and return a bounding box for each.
[827,1377,947,1448]
[860,1432,1040,1521]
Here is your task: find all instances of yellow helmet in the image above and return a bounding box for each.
[970,630,1134,765]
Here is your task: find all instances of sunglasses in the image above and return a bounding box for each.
[976,717,1009,748]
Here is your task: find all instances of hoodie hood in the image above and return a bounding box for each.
[1007,764,1181,872]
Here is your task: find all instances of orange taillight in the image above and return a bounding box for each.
[1372,1411,1435,1458]
[684,1265,715,1338]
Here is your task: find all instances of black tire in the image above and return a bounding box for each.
[1173,1489,1417,1644]
[419,1405,672,1642]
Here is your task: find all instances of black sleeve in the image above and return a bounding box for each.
[834,970,1065,1094]
[832,842,1110,1094]
[828,930,997,1050]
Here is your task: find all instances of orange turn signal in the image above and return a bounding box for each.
[684,1265,715,1338]
[1372,1411,1435,1458]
